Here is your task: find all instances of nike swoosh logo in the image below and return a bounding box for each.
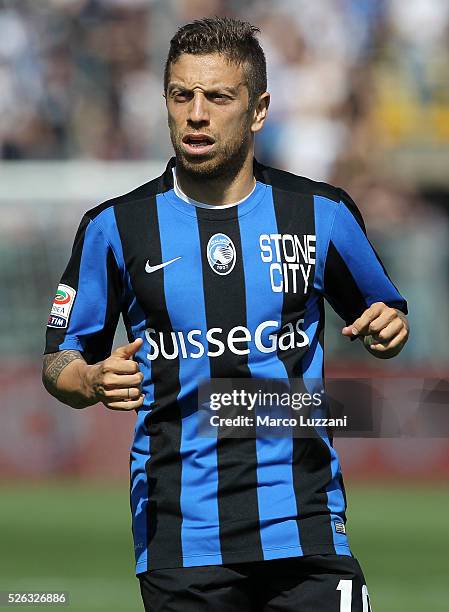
[145,256,181,273]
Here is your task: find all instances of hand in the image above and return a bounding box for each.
[84,338,145,410]
[341,302,409,359]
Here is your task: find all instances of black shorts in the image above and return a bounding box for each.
[138,554,372,612]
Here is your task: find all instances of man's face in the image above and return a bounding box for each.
[166,53,261,179]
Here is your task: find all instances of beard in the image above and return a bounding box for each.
[168,116,253,182]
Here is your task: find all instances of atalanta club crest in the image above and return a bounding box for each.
[207,233,236,275]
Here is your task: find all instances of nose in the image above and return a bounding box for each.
[188,91,210,126]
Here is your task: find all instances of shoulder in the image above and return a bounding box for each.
[84,177,167,223]
[82,160,174,223]
[254,159,365,229]
[254,159,341,202]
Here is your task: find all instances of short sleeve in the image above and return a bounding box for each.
[323,190,408,325]
[44,214,123,364]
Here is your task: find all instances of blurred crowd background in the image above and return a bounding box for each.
[1,0,449,167]
[0,0,448,467]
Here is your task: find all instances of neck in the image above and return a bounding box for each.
[175,151,255,206]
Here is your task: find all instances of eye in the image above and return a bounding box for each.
[209,93,230,103]
[172,91,191,102]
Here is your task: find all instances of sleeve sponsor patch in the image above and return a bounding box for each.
[47,284,76,329]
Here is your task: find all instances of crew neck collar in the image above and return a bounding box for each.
[163,170,267,221]
[172,167,256,209]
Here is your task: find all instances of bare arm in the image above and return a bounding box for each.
[42,350,95,409]
[42,338,145,411]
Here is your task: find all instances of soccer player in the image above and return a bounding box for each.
[42,17,409,612]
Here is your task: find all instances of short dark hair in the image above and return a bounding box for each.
[164,16,267,108]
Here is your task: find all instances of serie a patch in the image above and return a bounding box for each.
[47,284,76,329]
[334,521,346,534]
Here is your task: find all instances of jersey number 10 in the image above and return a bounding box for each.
[337,580,372,611]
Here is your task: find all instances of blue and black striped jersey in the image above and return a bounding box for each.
[44,158,407,573]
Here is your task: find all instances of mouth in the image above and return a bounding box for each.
[181,133,215,156]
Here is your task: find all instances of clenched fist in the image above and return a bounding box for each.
[84,338,145,410]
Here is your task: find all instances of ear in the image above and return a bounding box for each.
[251,92,270,133]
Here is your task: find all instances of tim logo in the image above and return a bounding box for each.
[207,233,236,276]
[47,315,66,328]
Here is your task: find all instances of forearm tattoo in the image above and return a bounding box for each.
[42,350,84,395]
